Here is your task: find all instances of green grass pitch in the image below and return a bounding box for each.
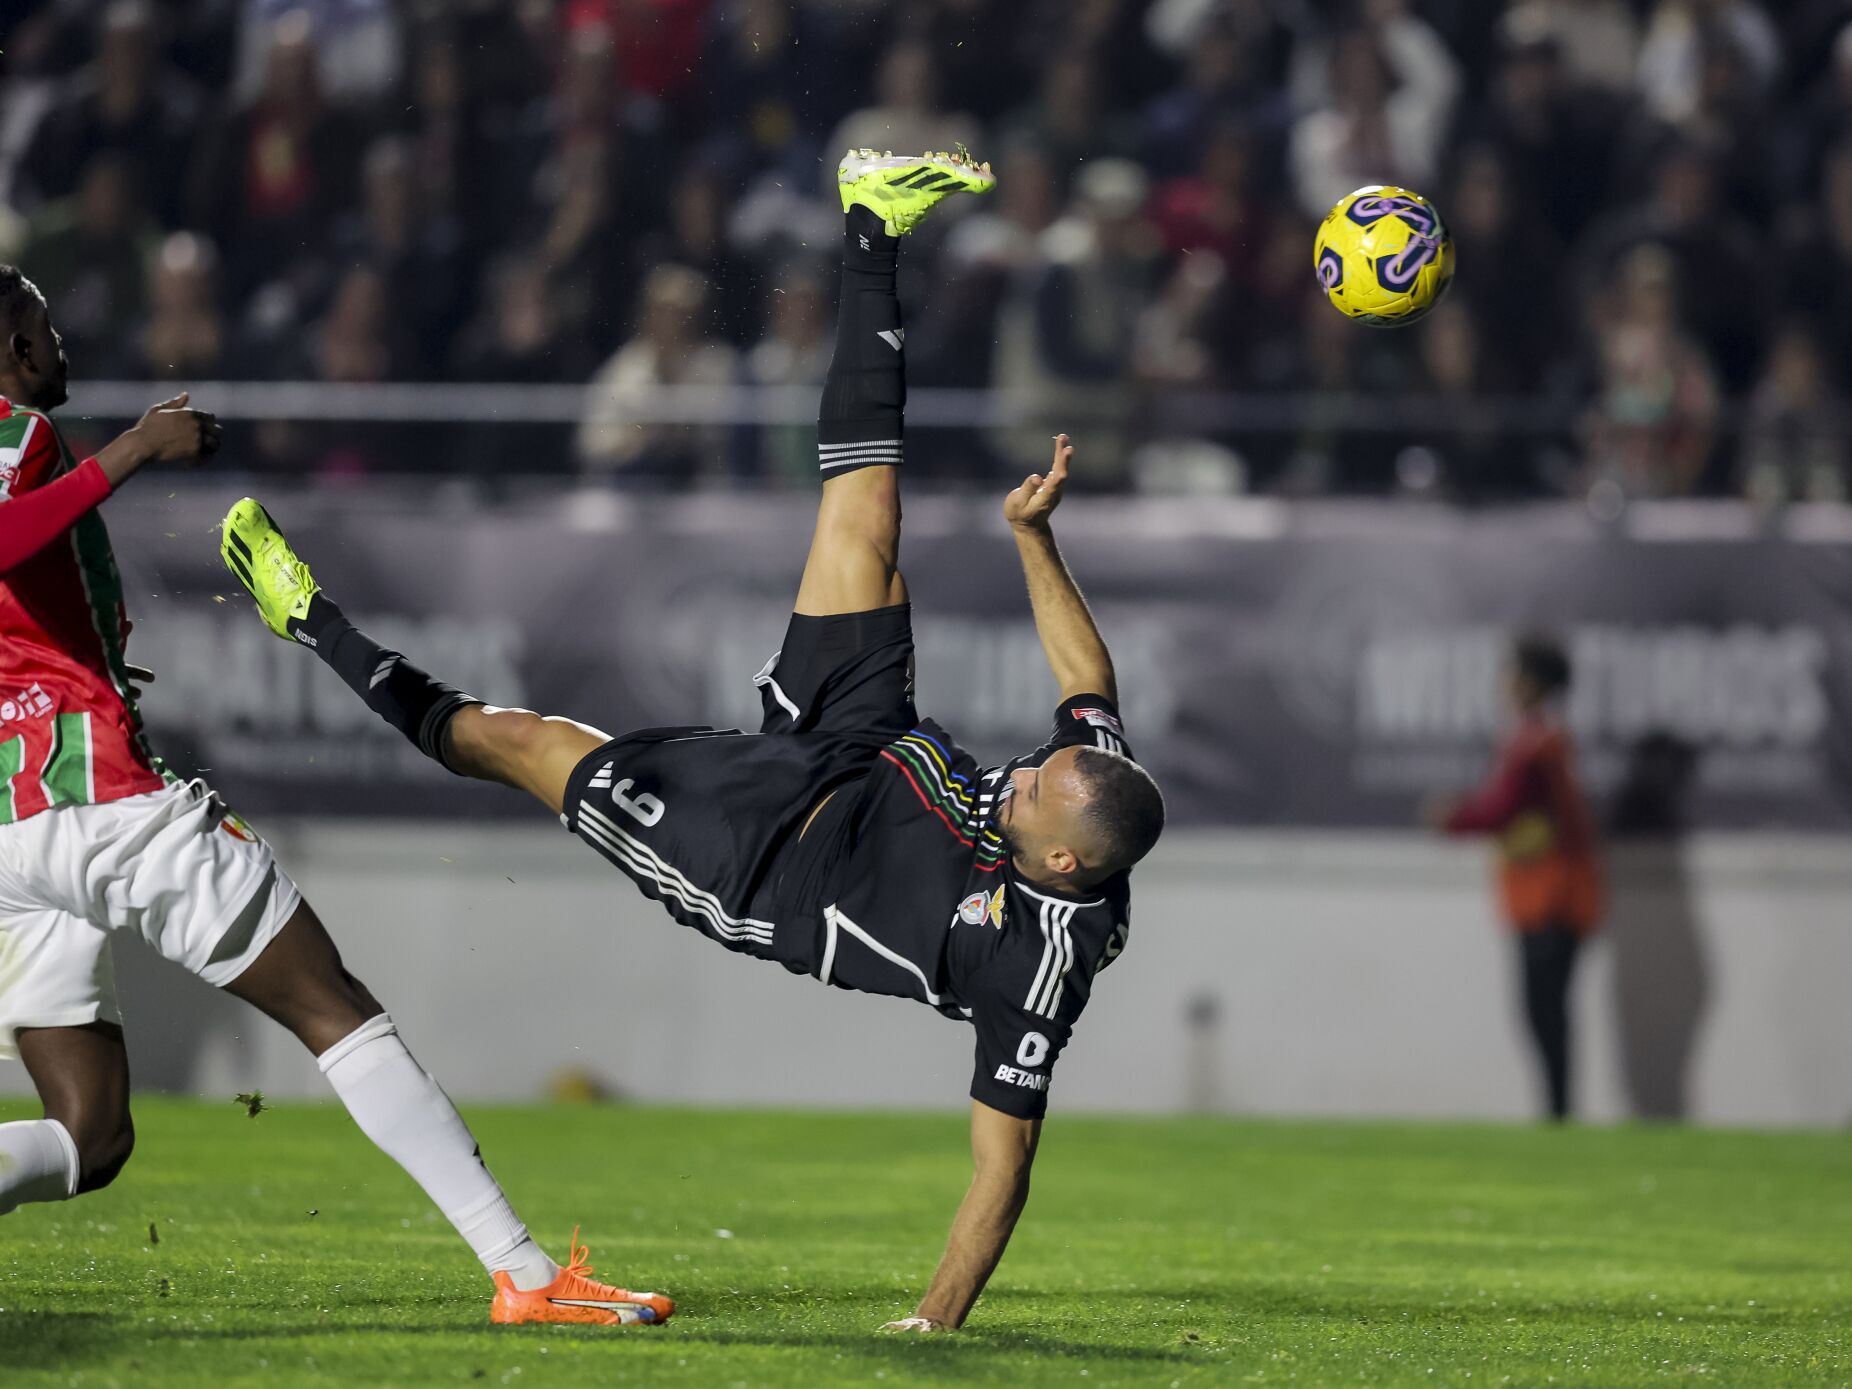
[2,1101,1847,1388]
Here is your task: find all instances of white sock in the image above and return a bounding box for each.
[0,1118,80,1215]
[319,1014,560,1290]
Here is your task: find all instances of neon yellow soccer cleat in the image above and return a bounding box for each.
[220,497,321,642]
[837,147,996,236]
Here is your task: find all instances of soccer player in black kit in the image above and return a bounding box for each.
[220,150,1166,1332]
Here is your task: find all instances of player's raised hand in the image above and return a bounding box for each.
[1004,434,1073,531]
[97,393,218,485]
[131,392,223,467]
[136,394,221,470]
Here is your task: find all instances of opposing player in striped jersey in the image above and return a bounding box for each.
[0,266,671,1328]
[220,150,1166,1332]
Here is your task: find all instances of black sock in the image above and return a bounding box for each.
[817,205,905,478]
[295,593,479,771]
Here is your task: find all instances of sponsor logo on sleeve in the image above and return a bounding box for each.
[1068,707,1123,735]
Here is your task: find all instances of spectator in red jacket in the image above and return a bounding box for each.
[1432,634,1604,1121]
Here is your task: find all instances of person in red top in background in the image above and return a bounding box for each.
[0,266,670,1327]
[1431,635,1605,1121]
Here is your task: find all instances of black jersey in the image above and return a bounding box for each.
[793,694,1134,1119]
[562,606,1138,1122]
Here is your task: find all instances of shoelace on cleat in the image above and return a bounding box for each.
[557,1225,610,1294]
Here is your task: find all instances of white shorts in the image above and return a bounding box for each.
[0,781,301,1059]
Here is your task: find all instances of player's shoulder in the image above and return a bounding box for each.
[0,400,61,455]
[0,400,60,498]
[0,398,52,432]
[1004,875,1123,951]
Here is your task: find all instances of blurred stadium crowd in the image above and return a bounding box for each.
[2,0,1850,500]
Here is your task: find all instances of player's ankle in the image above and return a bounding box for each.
[843,206,899,273]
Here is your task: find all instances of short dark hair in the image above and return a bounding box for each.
[1513,633,1571,697]
[1071,747,1166,874]
[0,265,43,336]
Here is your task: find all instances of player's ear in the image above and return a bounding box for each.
[1046,845,1079,878]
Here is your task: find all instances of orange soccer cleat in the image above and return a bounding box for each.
[490,1228,674,1327]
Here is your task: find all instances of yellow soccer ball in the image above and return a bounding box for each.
[1313,185,1455,326]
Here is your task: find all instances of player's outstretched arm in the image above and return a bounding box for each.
[0,394,218,577]
[881,1101,1040,1332]
[1005,435,1117,704]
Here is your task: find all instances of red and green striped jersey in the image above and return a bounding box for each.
[0,398,163,823]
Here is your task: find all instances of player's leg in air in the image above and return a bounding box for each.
[217,148,994,817]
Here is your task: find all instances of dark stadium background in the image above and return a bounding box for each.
[2,1,1850,1128]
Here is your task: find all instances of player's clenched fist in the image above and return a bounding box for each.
[1003,433,1073,532]
[98,391,223,486]
[133,391,222,465]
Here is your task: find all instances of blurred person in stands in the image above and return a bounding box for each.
[568,0,709,120]
[450,254,596,476]
[1265,284,1407,494]
[1289,2,1460,219]
[744,261,833,485]
[273,266,413,478]
[1133,251,1231,393]
[578,264,740,485]
[498,23,664,356]
[921,140,1060,414]
[134,232,229,382]
[1430,635,1603,1122]
[187,10,362,299]
[452,255,596,387]
[1578,244,1720,497]
[1399,300,1531,500]
[1576,142,1762,390]
[943,140,1061,277]
[1139,8,1293,180]
[227,0,402,113]
[329,136,466,377]
[1442,143,1565,385]
[1784,20,1852,198]
[1498,0,1640,94]
[1782,138,1852,384]
[1741,322,1848,505]
[823,40,982,193]
[16,0,199,227]
[1614,24,1779,229]
[698,0,839,176]
[17,155,153,375]
[630,162,762,348]
[1147,121,1269,273]
[1458,16,1621,247]
[992,159,1161,487]
[1636,0,1780,131]
[308,266,405,387]
[999,46,1133,188]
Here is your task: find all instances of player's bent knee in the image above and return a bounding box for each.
[67,1116,135,1194]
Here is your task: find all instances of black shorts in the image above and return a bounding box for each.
[562,605,913,973]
